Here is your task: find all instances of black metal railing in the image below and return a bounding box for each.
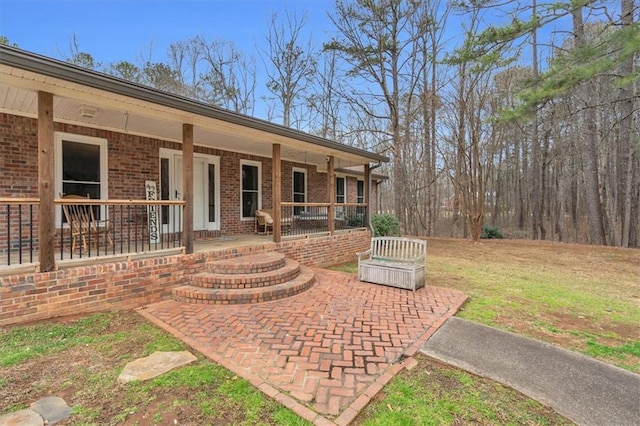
[280,202,368,238]
[56,199,185,260]
[1,198,186,268]
[1,198,38,266]
[335,203,369,231]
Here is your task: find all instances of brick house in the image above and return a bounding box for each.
[0,46,387,325]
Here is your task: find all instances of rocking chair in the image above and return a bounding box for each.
[61,194,113,252]
[255,209,274,235]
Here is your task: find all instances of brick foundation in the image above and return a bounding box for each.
[0,230,371,326]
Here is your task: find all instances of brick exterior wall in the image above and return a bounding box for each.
[347,176,361,204]
[1,112,373,238]
[0,114,39,197]
[0,230,371,326]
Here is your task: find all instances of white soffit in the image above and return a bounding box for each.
[0,62,378,169]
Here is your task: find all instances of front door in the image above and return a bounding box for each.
[160,149,219,233]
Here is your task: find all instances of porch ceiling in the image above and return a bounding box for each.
[0,47,388,171]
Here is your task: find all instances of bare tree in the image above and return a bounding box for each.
[262,10,316,128]
[168,38,202,100]
[63,34,98,70]
[306,50,343,140]
[442,0,510,242]
[326,0,427,231]
[199,37,257,114]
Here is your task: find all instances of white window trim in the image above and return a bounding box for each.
[335,174,347,204]
[357,179,365,204]
[159,148,220,231]
[203,156,221,230]
[292,167,307,204]
[54,132,108,225]
[240,159,262,221]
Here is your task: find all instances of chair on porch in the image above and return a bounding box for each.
[61,194,114,252]
[255,209,274,235]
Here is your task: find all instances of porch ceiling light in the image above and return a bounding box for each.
[79,105,97,118]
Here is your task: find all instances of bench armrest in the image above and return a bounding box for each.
[357,249,372,262]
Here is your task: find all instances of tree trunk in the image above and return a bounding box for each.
[573,6,606,245]
[620,0,636,247]
[540,126,550,240]
[530,0,543,240]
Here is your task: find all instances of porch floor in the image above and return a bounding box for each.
[193,234,274,252]
[138,270,467,425]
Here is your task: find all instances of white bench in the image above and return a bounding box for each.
[357,237,426,291]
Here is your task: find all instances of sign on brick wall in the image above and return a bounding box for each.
[145,181,160,244]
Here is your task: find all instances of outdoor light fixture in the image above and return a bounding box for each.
[79,105,97,118]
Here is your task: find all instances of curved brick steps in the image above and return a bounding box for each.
[173,266,315,305]
[191,258,300,289]
[206,252,286,274]
[173,252,314,305]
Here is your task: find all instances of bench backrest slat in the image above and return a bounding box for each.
[370,237,426,261]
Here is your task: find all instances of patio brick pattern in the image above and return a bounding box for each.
[139,268,466,425]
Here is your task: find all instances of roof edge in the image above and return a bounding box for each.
[0,46,388,163]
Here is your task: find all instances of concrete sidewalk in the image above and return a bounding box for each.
[421,317,640,426]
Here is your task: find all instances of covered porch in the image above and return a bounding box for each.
[0,197,372,275]
[0,46,387,274]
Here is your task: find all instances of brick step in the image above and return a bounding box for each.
[191,258,300,289]
[173,266,315,305]
[206,252,286,274]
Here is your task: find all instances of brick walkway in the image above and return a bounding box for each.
[139,269,466,425]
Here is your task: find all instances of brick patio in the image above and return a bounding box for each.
[139,269,466,425]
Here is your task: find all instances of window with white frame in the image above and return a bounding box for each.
[357,180,365,204]
[335,176,346,204]
[356,179,366,221]
[55,132,108,222]
[293,168,307,215]
[241,160,261,219]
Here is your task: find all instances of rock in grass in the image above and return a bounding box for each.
[118,351,197,384]
[0,409,44,426]
[30,396,71,424]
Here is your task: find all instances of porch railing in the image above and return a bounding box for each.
[1,198,38,267]
[280,202,368,238]
[1,198,185,269]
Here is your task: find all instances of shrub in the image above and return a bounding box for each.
[371,213,401,237]
[481,224,504,239]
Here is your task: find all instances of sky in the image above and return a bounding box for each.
[0,0,577,77]
[0,0,582,123]
[0,0,331,65]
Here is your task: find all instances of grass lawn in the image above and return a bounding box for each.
[2,239,637,424]
[334,238,639,373]
[428,238,640,373]
[1,312,307,425]
[1,311,569,425]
